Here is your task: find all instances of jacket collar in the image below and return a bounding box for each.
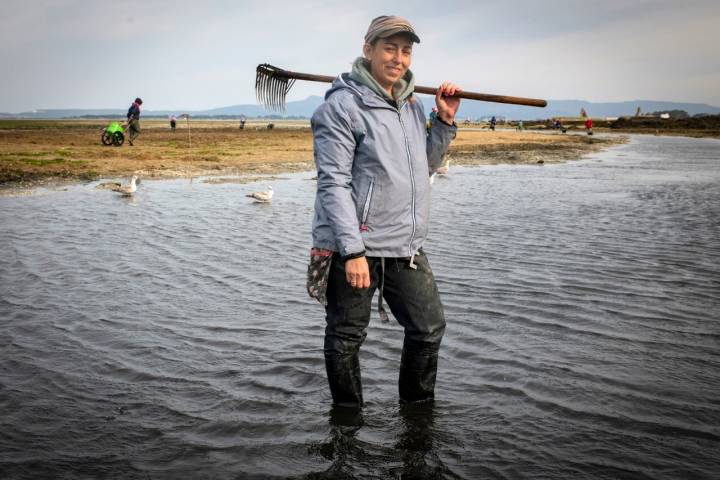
[348,57,415,103]
[329,73,410,111]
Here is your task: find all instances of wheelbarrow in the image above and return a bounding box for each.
[101,121,125,146]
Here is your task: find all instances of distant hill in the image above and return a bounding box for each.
[2,97,718,120]
[199,96,325,118]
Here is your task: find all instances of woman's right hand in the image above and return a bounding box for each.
[345,257,370,289]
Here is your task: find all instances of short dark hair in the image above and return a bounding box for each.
[135,97,143,104]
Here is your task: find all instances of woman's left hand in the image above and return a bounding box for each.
[435,81,462,125]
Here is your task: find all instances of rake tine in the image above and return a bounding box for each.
[261,73,269,110]
[270,75,279,111]
[255,71,260,106]
[267,76,275,110]
[256,69,264,106]
[268,77,277,110]
[273,80,280,111]
[268,76,276,111]
[275,77,286,111]
[262,68,272,108]
[287,78,296,103]
[256,68,266,107]
[257,66,268,104]
[275,76,285,111]
[278,77,288,111]
[261,71,270,109]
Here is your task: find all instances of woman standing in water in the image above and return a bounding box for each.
[309,15,461,408]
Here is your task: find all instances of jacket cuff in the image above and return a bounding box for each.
[341,250,366,262]
[432,116,458,139]
[436,116,456,127]
[339,240,366,258]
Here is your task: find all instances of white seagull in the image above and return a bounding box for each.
[116,175,139,196]
[246,185,273,203]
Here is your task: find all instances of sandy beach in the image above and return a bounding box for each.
[0,119,625,190]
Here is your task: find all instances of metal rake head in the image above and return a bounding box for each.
[256,64,296,112]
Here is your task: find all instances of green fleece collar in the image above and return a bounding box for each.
[349,57,415,104]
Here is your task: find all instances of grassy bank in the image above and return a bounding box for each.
[0,119,624,189]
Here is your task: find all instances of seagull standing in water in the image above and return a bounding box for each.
[246,185,273,203]
[116,175,139,196]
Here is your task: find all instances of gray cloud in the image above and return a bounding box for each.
[1,0,718,112]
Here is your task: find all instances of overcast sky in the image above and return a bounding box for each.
[2,0,718,112]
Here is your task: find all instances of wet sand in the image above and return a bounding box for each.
[0,119,625,191]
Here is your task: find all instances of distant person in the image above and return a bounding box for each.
[490,115,497,131]
[585,117,593,135]
[126,97,143,146]
[428,107,438,129]
[518,120,523,131]
[554,119,567,134]
[170,114,177,131]
[239,115,247,130]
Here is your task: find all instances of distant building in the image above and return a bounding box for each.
[651,109,689,119]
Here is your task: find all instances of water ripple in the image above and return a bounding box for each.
[1,136,720,478]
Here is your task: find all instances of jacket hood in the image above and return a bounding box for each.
[349,57,415,102]
[325,58,415,109]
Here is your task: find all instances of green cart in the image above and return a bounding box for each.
[101,121,125,146]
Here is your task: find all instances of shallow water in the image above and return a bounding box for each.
[1,134,719,479]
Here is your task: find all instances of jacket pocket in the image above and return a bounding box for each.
[360,179,375,228]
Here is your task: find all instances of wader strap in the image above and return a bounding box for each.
[378,257,389,322]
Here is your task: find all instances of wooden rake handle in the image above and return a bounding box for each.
[413,85,547,108]
[264,66,547,108]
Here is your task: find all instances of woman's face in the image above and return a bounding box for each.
[363,34,413,91]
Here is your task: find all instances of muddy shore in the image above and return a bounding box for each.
[0,119,625,191]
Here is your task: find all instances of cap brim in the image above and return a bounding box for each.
[378,27,421,44]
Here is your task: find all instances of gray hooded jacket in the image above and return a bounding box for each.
[311,69,457,259]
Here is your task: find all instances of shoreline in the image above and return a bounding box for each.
[0,120,627,195]
[448,130,626,166]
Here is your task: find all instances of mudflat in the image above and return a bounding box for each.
[0,119,624,188]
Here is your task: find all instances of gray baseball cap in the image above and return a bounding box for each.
[364,15,421,44]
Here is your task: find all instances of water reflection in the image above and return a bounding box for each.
[310,403,443,479]
[120,195,139,206]
[308,406,365,478]
[396,402,438,477]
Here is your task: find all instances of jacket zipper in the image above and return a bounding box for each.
[360,180,374,231]
[397,104,418,268]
